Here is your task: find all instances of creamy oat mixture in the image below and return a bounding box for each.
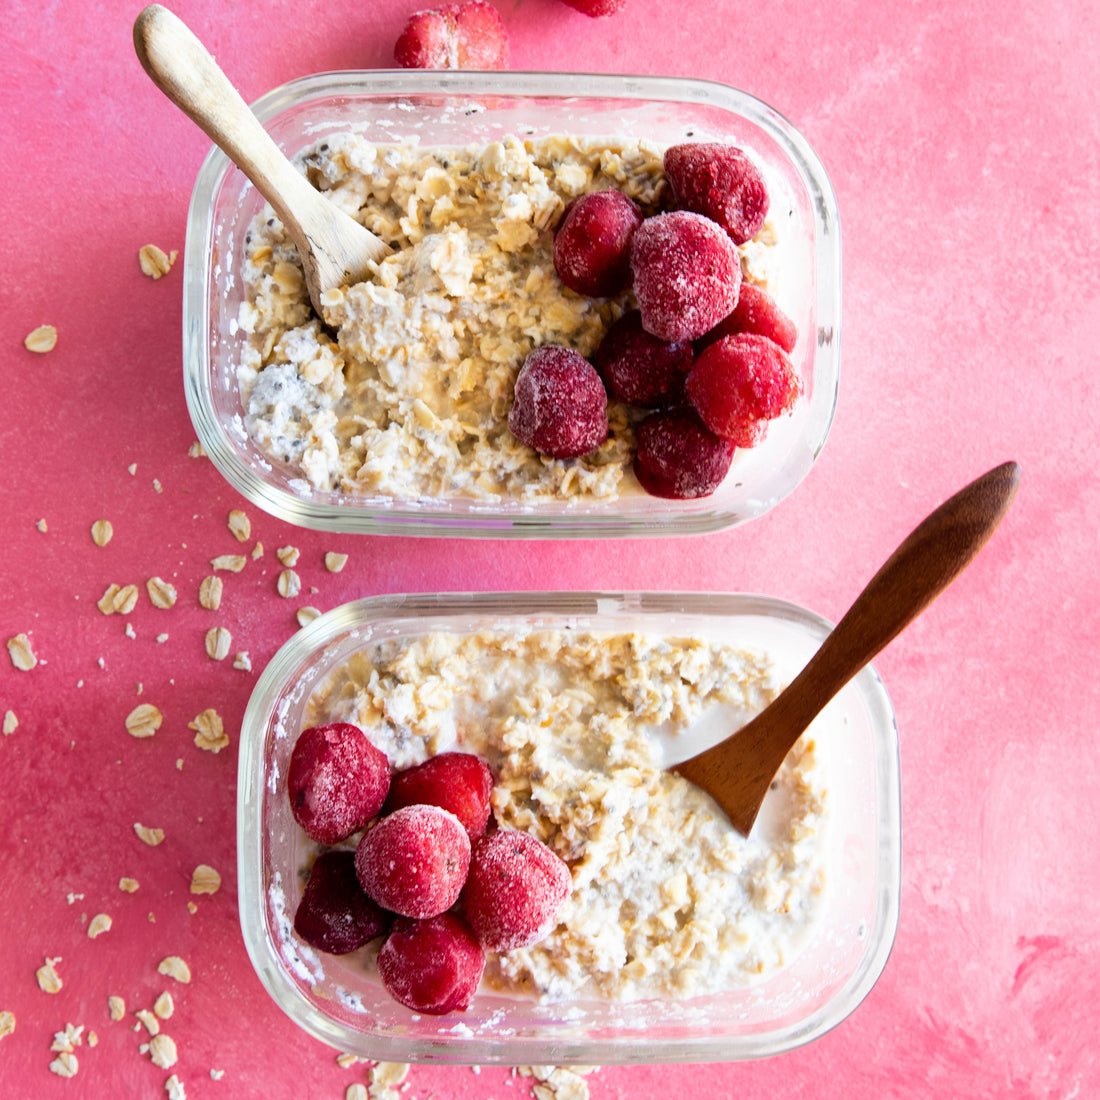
[300,629,827,1002]
[237,134,782,503]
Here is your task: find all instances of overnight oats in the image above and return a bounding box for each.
[236,132,803,506]
[281,626,829,1010]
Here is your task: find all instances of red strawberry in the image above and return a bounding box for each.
[664,143,769,245]
[394,1,509,70]
[558,0,627,14]
[697,282,798,354]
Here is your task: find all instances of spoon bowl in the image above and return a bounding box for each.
[133,4,389,315]
[672,460,1022,835]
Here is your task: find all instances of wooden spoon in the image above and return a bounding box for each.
[133,4,389,316]
[671,460,1022,836]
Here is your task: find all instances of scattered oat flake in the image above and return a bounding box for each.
[371,1062,410,1090]
[188,440,206,458]
[190,864,221,895]
[119,877,140,893]
[126,703,163,739]
[36,518,48,532]
[7,633,37,671]
[139,244,178,278]
[136,1008,160,1035]
[88,913,113,939]
[198,575,223,610]
[149,1032,178,1068]
[135,823,165,846]
[277,569,301,598]
[189,709,228,752]
[157,632,170,643]
[210,1069,225,1081]
[210,554,246,573]
[153,478,163,493]
[166,1074,187,1100]
[296,606,321,628]
[91,519,114,546]
[87,1030,98,1047]
[25,324,58,353]
[336,1053,365,1069]
[232,651,252,671]
[154,992,174,1019]
[227,509,251,542]
[157,957,192,984]
[98,583,139,615]
[347,1086,368,1100]
[276,545,300,567]
[49,1050,79,1077]
[147,576,178,609]
[251,541,264,559]
[51,1023,84,1053]
[36,957,63,993]
[3,710,17,735]
[204,627,232,661]
[109,996,126,1021]
[0,1011,15,1040]
[324,551,348,573]
[128,462,138,474]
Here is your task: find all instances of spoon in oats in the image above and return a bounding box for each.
[671,461,1021,836]
[133,4,389,316]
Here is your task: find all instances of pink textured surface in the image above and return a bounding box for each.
[2,0,1098,1096]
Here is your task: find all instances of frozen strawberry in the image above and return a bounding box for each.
[698,282,798,354]
[629,211,742,343]
[461,830,571,952]
[394,1,509,70]
[633,407,734,499]
[287,723,391,846]
[508,345,608,459]
[384,753,494,839]
[355,804,471,919]
[378,912,485,1014]
[558,0,627,14]
[593,310,693,407]
[686,333,801,447]
[664,143,769,245]
[553,189,643,297]
[293,850,391,955]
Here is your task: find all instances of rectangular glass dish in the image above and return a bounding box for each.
[237,592,899,1064]
[184,71,841,538]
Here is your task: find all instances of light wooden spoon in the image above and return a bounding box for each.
[671,460,1021,836]
[133,4,389,316]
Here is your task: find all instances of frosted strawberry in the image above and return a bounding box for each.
[664,143,769,245]
[355,804,471,919]
[378,913,485,1014]
[633,407,734,499]
[394,1,509,70]
[698,282,798,354]
[553,190,643,297]
[558,0,627,14]
[293,851,391,955]
[384,752,494,839]
[686,333,801,447]
[508,345,608,459]
[287,723,390,846]
[461,830,571,951]
[629,211,742,343]
[593,310,693,408]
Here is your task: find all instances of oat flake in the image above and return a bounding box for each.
[210,554,246,573]
[36,957,63,993]
[88,913,112,939]
[147,576,178,609]
[108,996,126,1021]
[188,441,206,458]
[49,1050,78,1077]
[189,709,228,752]
[232,651,252,671]
[157,956,192,984]
[126,703,163,739]
[154,992,174,1019]
[119,877,139,893]
[91,519,114,546]
[165,1074,187,1100]
[149,1032,178,1068]
[324,552,348,573]
[2,710,17,735]
[190,864,221,895]
[139,244,177,278]
[198,575,223,610]
[134,823,165,846]
[24,324,58,353]
[296,606,321,627]
[276,545,300,567]
[7,634,36,671]
[227,509,251,542]
[277,568,301,598]
[135,1008,160,1035]
[0,1011,15,1040]
[204,627,232,661]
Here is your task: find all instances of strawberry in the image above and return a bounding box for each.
[559,0,627,14]
[394,1,509,69]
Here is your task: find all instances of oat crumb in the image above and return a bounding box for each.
[128,462,138,475]
[166,1074,187,1100]
[154,992,174,1019]
[232,651,252,671]
[49,1050,79,1077]
[296,606,321,628]
[149,1032,178,1068]
[91,519,114,546]
[108,995,126,1021]
[36,518,48,532]
[188,441,207,459]
[227,509,251,542]
[119,877,140,893]
[324,551,348,573]
[24,324,58,353]
[210,1069,225,1080]
[136,1008,160,1036]
[251,541,264,560]
[0,1011,15,1040]
[210,554,246,573]
[2,710,17,735]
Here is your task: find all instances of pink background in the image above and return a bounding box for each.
[2,0,1098,1096]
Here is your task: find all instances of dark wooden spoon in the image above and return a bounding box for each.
[671,461,1021,836]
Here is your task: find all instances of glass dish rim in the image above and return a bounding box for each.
[183,69,842,539]
[236,590,900,1065]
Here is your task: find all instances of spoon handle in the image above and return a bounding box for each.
[133,5,335,251]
